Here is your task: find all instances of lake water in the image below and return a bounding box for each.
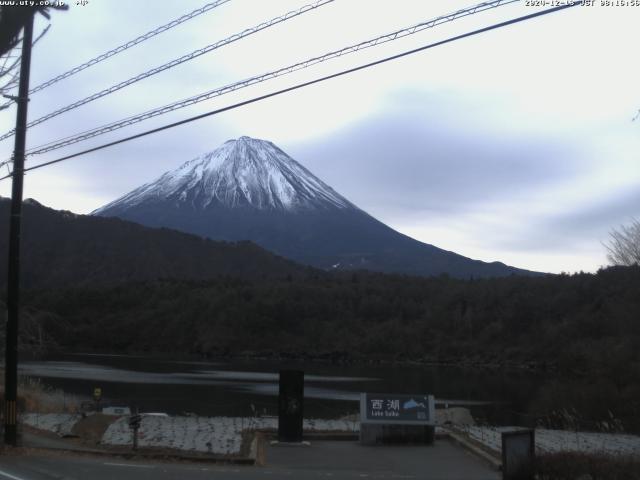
[20,353,547,425]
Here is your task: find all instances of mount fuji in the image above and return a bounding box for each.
[93,136,534,278]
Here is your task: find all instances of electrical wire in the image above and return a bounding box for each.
[31,0,231,94]
[20,0,519,159]
[0,1,230,112]
[0,3,581,182]
[0,0,334,142]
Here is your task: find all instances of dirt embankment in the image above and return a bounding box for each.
[71,414,115,445]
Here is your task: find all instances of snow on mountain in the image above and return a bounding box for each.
[93,136,537,278]
[94,136,354,214]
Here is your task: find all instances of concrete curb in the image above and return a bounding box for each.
[440,429,502,471]
[303,433,359,441]
[19,435,258,465]
[20,426,359,466]
[254,428,359,442]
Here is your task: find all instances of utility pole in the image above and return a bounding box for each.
[4,12,34,447]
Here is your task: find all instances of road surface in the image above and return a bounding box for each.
[0,440,499,480]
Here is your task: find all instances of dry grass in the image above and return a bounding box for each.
[535,452,640,480]
[19,376,80,413]
[0,369,79,414]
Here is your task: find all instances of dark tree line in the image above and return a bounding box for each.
[19,265,640,374]
[5,264,640,431]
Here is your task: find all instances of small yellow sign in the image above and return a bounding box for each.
[93,387,102,400]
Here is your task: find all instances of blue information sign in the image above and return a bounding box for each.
[360,393,435,425]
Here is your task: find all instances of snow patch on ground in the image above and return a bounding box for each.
[101,416,358,455]
[27,412,638,458]
[22,413,82,436]
[458,426,640,457]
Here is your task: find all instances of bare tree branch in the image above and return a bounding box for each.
[604,218,640,266]
[0,6,65,109]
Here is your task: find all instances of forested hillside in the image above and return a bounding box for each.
[5,265,639,431]
[3,198,639,430]
[21,266,640,376]
[0,198,306,289]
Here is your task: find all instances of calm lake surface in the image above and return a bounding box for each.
[21,353,548,425]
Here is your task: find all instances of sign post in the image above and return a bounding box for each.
[93,387,102,412]
[128,414,141,450]
[360,393,435,445]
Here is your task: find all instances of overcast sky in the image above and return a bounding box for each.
[0,0,638,274]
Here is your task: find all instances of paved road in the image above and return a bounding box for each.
[266,440,499,479]
[0,440,499,480]
[1,453,247,480]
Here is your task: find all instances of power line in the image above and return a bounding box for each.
[19,0,520,160]
[0,1,230,111]
[31,0,231,94]
[0,0,334,142]
[0,3,581,182]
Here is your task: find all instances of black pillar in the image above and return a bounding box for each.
[278,370,304,442]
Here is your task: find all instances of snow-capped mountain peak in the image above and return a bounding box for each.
[94,136,354,214]
[93,136,534,278]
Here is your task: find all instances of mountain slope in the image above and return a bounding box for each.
[0,197,305,289]
[94,137,353,213]
[94,136,537,278]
